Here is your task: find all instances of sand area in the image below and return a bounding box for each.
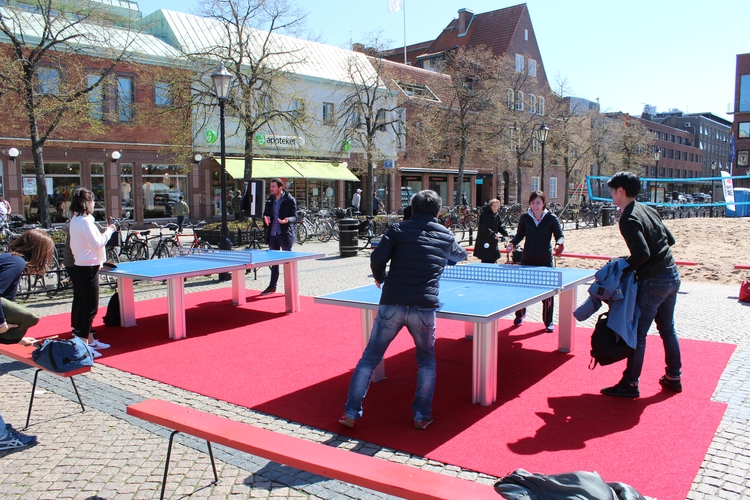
[472,216,750,286]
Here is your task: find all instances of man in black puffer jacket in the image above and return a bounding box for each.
[340,190,467,430]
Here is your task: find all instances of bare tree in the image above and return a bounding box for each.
[419,46,504,205]
[333,52,403,215]
[546,79,596,206]
[0,0,138,227]
[190,0,312,181]
[495,56,548,204]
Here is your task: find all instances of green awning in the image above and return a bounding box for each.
[291,161,359,181]
[225,158,358,181]
[225,159,304,179]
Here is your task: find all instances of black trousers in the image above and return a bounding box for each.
[68,265,100,337]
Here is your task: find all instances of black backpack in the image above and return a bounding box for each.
[32,337,93,373]
[103,292,120,327]
[589,312,634,369]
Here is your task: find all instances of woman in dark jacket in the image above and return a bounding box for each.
[507,191,564,332]
[473,199,509,264]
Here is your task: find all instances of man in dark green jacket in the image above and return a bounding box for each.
[601,171,682,398]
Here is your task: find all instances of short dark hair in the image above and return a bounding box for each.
[270,178,283,189]
[179,195,184,201]
[411,189,441,216]
[70,187,93,216]
[528,190,546,206]
[607,171,641,198]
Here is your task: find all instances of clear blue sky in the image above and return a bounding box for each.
[145,0,748,121]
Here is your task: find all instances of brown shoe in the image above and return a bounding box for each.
[414,414,434,430]
[338,415,355,428]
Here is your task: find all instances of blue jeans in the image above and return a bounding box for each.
[344,304,437,422]
[622,265,682,385]
[267,233,291,288]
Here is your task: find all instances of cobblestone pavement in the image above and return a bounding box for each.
[1,239,749,499]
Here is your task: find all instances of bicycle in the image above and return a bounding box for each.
[173,221,213,251]
[438,207,466,242]
[126,221,180,260]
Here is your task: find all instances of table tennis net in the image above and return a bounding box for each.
[175,247,253,263]
[442,265,562,288]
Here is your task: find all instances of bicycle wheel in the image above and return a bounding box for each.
[295,222,307,245]
[101,248,120,290]
[330,220,339,241]
[154,242,172,259]
[128,241,149,261]
[317,220,332,242]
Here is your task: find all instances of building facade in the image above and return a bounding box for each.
[732,53,750,189]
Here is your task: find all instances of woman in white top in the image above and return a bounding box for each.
[68,188,116,357]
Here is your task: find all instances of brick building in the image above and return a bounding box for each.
[732,53,750,189]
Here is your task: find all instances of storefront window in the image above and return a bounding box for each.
[401,176,422,207]
[142,164,187,219]
[21,162,80,223]
[120,164,134,217]
[453,176,471,205]
[91,163,106,221]
[429,176,448,205]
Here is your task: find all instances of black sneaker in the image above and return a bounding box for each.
[659,376,682,393]
[601,380,640,398]
[259,286,276,296]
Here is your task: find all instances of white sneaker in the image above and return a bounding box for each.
[87,346,102,359]
[89,339,110,350]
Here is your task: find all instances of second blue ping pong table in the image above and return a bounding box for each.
[101,249,324,340]
[315,264,595,406]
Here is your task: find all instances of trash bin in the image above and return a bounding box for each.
[339,218,358,257]
[601,207,615,226]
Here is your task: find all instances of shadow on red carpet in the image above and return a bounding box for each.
[32,288,734,500]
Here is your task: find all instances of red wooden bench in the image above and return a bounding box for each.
[127,399,498,500]
[0,342,90,429]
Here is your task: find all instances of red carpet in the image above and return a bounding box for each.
[34,288,733,500]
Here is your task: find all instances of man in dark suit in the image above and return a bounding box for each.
[261,179,297,295]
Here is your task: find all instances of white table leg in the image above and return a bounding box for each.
[167,277,186,340]
[232,269,245,306]
[283,261,299,313]
[472,320,498,406]
[359,309,385,382]
[117,278,136,327]
[557,286,577,352]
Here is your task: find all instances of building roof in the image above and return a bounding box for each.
[426,4,527,58]
[373,57,452,103]
[143,10,380,86]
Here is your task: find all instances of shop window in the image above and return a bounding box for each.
[142,164,187,219]
[91,163,107,220]
[120,163,134,216]
[21,162,81,224]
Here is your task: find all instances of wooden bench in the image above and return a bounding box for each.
[0,342,90,429]
[127,399,498,500]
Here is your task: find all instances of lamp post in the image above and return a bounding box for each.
[211,62,233,255]
[653,149,661,203]
[8,147,19,163]
[535,123,549,193]
[710,161,717,217]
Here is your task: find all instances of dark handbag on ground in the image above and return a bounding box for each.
[103,292,120,326]
[32,336,94,372]
[589,312,634,369]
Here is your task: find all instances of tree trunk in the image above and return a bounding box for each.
[516,159,523,204]
[365,160,375,216]
[243,135,254,180]
[456,144,467,206]
[30,134,51,227]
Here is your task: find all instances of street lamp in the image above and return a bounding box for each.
[8,147,19,163]
[653,149,661,203]
[710,161,717,217]
[110,151,121,164]
[211,62,233,255]
[535,123,549,193]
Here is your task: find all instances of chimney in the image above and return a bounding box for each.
[457,8,473,35]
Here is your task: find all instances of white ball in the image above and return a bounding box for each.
[483,243,489,248]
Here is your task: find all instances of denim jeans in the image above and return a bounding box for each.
[622,265,682,385]
[344,304,437,422]
[267,233,291,288]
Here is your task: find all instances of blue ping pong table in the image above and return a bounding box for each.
[315,264,595,406]
[100,249,323,340]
